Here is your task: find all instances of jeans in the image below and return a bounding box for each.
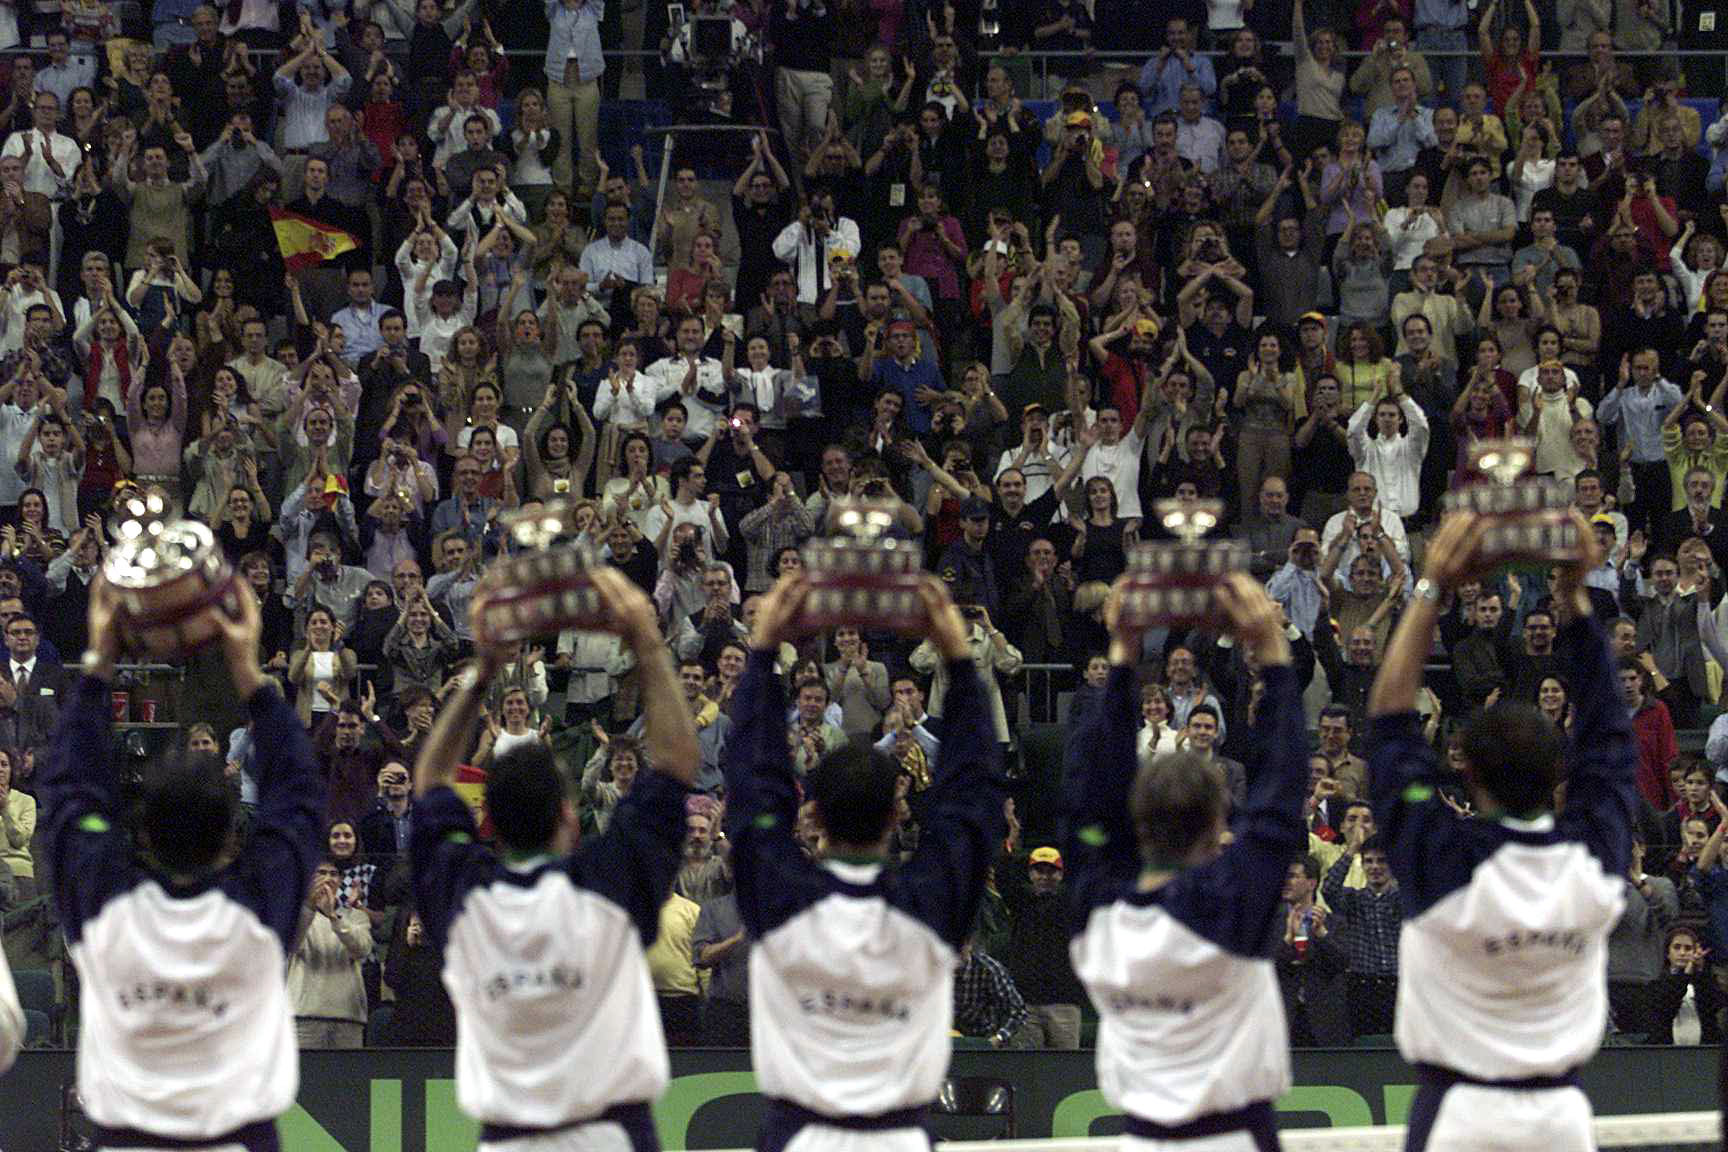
[1415,27,1468,103]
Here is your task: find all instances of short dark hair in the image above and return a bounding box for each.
[484,742,564,852]
[1188,702,1220,726]
[1461,701,1563,815]
[1131,752,1228,868]
[1359,833,1389,859]
[807,738,901,845]
[141,746,236,875]
[1293,853,1321,883]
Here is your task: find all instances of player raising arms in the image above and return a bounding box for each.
[1367,511,1638,1152]
[1065,573,1307,1151]
[725,572,1003,1152]
[410,567,698,1151]
[39,578,324,1152]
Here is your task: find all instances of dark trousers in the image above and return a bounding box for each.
[1629,460,1673,540]
[702,998,750,1046]
[1348,973,1398,1038]
[657,993,702,1047]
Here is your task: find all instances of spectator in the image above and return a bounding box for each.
[1001,847,1085,1049]
[1322,830,1402,1038]
[290,857,373,1049]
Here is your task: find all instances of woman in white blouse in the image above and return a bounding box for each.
[1508,121,1556,222]
[592,338,658,486]
[1381,170,1446,295]
[393,217,459,341]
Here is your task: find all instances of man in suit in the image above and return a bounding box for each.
[1183,702,1247,812]
[1659,466,1728,572]
[0,609,64,753]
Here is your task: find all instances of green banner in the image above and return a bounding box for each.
[0,1047,1714,1150]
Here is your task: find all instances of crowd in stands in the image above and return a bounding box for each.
[3,0,1728,1053]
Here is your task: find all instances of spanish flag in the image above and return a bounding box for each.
[269,205,359,271]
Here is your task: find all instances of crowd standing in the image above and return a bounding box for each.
[0,0,1726,1052]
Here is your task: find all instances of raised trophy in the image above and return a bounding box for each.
[103,488,243,658]
[1442,437,1581,564]
[472,501,610,645]
[800,498,925,631]
[1116,499,1250,627]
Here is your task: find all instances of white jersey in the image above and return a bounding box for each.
[411,773,687,1132]
[1368,614,1638,1080]
[724,652,1002,1122]
[0,936,22,1074]
[1066,664,1308,1129]
[38,679,324,1147]
[748,864,958,1115]
[1396,834,1624,1077]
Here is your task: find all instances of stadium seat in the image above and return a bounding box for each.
[931,1077,1017,1142]
[366,1003,396,1047]
[22,1007,47,1048]
[13,967,56,1046]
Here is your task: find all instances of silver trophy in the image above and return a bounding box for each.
[1442,438,1580,564]
[800,499,924,631]
[103,488,242,658]
[473,501,608,645]
[1116,499,1249,627]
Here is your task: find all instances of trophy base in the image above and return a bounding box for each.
[1116,539,1249,626]
[1477,511,1582,566]
[475,578,609,646]
[116,568,243,659]
[799,575,925,633]
[1115,576,1227,628]
[1444,479,1581,565]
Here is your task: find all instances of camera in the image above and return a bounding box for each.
[962,606,983,620]
[864,479,890,497]
[676,540,698,564]
[1200,239,1224,259]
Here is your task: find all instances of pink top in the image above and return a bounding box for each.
[898,214,967,301]
[125,368,187,477]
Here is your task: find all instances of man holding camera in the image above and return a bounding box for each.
[771,190,860,306]
[1350,19,1435,118]
[290,527,372,633]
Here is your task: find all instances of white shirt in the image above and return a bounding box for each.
[1382,207,1442,271]
[1346,394,1430,518]
[0,129,80,199]
[1078,428,1147,521]
[592,371,660,427]
[1175,116,1227,174]
[770,217,863,305]
[646,355,728,440]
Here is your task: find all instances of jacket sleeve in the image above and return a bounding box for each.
[722,650,828,939]
[36,675,136,944]
[1556,614,1642,875]
[222,684,328,952]
[1062,663,1143,928]
[896,659,1004,948]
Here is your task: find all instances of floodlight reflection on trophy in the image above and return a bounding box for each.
[102,486,246,658]
[1114,498,1250,627]
[471,501,613,646]
[799,498,925,631]
[1441,437,1581,564]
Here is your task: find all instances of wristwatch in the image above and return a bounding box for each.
[1412,577,1446,605]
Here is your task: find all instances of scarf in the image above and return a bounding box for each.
[83,339,131,411]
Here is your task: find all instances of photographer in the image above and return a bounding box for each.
[365,432,440,517]
[771,189,860,305]
[290,527,373,634]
